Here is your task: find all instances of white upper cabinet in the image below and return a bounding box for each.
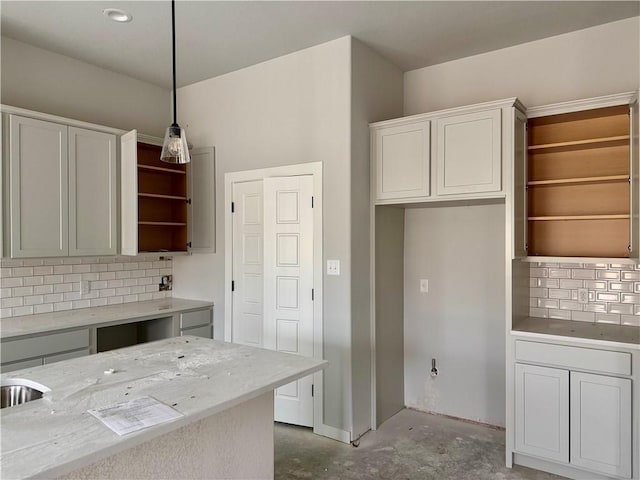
[120,131,215,255]
[6,115,117,258]
[374,121,430,201]
[68,127,117,256]
[436,108,502,196]
[371,98,522,205]
[9,115,69,258]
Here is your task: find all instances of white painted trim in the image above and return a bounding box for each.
[526,91,638,118]
[224,162,348,443]
[513,453,614,480]
[369,97,523,129]
[375,192,506,206]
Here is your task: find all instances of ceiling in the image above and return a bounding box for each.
[1,1,638,89]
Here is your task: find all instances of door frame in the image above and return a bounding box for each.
[225,162,342,440]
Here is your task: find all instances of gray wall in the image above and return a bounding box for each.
[171,37,353,433]
[1,37,169,136]
[403,203,506,426]
[349,39,404,438]
[375,206,405,427]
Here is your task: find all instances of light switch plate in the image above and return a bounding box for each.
[420,279,429,293]
[327,260,340,276]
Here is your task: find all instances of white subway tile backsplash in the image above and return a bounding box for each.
[571,311,595,322]
[608,303,634,315]
[0,255,172,318]
[572,269,595,280]
[559,279,583,289]
[621,315,640,327]
[548,268,571,279]
[595,313,621,325]
[33,304,54,314]
[530,263,640,327]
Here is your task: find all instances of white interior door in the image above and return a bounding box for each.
[264,175,314,427]
[231,181,264,348]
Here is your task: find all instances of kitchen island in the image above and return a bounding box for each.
[1,336,326,479]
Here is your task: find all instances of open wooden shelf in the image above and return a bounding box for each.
[527,175,628,186]
[138,164,187,175]
[527,135,629,151]
[528,214,629,221]
[138,193,187,201]
[526,104,631,258]
[136,142,189,253]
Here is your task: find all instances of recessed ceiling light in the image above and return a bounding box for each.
[102,8,132,23]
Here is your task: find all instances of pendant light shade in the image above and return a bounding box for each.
[161,0,190,164]
[161,124,191,164]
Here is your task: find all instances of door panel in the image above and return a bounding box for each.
[69,127,117,256]
[188,147,216,253]
[436,109,501,195]
[515,363,569,463]
[231,181,264,348]
[570,372,632,478]
[9,115,68,257]
[120,130,138,256]
[264,175,314,427]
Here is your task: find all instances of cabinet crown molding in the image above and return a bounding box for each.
[526,91,639,118]
[369,97,524,129]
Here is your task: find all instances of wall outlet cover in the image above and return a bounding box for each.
[578,288,588,304]
[327,260,340,276]
[420,279,429,293]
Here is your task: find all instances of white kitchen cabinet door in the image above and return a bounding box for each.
[515,363,569,463]
[69,127,117,256]
[188,147,216,253]
[374,121,430,201]
[570,372,632,478]
[436,109,502,195]
[120,130,138,256]
[9,115,68,257]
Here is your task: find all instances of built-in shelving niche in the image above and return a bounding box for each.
[136,143,188,253]
[527,105,631,257]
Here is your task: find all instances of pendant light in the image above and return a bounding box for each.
[160,0,190,164]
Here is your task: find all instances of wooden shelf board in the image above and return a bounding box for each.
[528,214,629,221]
[528,135,629,151]
[138,164,186,175]
[138,221,187,226]
[527,175,629,186]
[138,193,187,201]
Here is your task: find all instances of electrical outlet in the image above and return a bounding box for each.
[160,275,173,291]
[420,279,429,293]
[578,288,588,304]
[327,260,340,276]
[80,280,90,295]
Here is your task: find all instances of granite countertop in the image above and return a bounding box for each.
[0,336,327,479]
[0,298,214,340]
[512,316,640,349]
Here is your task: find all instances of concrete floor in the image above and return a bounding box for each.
[275,409,563,480]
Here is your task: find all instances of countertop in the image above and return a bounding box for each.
[512,316,640,349]
[0,298,213,340]
[0,336,327,479]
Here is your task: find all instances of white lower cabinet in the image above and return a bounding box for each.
[570,372,632,479]
[515,364,569,463]
[515,357,633,479]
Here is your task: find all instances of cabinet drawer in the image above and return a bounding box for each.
[515,341,631,376]
[181,324,212,339]
[1,329,90,364]
[1,357,44,373]
[43,348,91,365]
[180,309,212,329]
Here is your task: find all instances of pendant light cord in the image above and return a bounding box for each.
[171,0,177,126]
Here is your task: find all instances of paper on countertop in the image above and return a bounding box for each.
[88,396,183,436]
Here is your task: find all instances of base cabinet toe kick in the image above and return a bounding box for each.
[509,338,637,480]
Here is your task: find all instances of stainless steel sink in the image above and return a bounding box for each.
[1,379,50,408]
